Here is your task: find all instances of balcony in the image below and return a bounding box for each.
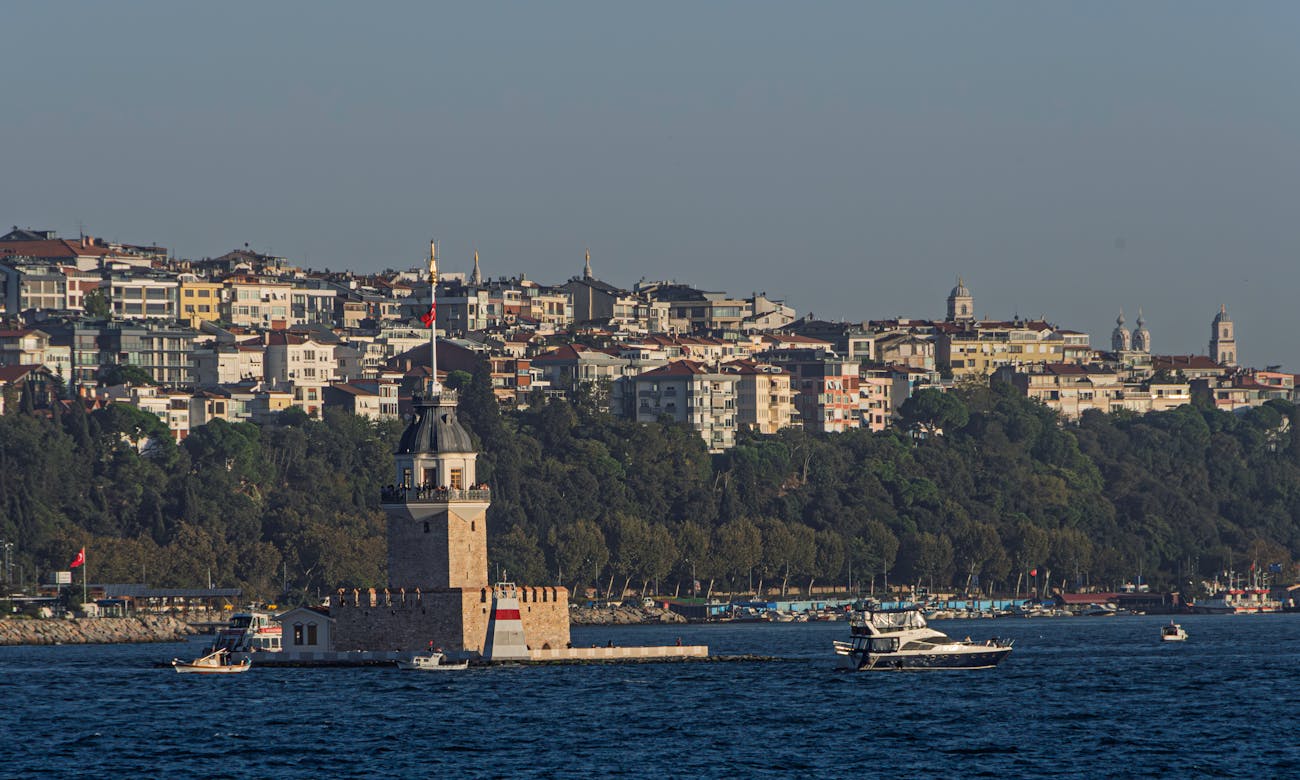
[380,486,491,505]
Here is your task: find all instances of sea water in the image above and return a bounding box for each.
[1,614,1296,778]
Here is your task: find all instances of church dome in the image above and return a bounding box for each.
[1213,304,1232,325]
[396,395,475,455]
[949,276,971,298]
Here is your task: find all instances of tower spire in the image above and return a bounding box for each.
[471,248,482,286]
[428,239,440,395]
[583,248,593,279]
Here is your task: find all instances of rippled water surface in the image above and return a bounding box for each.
[3,615,1298,778]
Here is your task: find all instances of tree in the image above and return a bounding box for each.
[491,524,548,584]
[555,519,607,595]
[898,389,969,437]
[98,363,154,387]
[713,518,762,595]
[83,288,111,319]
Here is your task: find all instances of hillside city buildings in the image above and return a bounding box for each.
[0,225,1290,451]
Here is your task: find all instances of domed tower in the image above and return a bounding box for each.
[1111,310,1132,352]
[1131,309,1151,353]
[946,276,974,323]
[382,387,489,591]
[1210,304,1236,366]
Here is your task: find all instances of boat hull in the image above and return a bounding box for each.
[836,647,1012,671]
[172,661,251,674]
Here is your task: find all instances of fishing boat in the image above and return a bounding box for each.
[172,648,252,674]
[395,651,469,671]
[833,606,1013,671]
[1160,621,1188,642]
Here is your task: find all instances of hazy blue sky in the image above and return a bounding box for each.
[6,2,1299,367]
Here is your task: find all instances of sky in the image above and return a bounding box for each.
[5,2,1299,367]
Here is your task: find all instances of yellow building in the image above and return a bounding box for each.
[177,275,223,328]
[937,320,1086,380]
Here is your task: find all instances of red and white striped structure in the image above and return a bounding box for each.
[484,582,531,660]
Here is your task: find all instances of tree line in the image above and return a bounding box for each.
[3,363,1299,602]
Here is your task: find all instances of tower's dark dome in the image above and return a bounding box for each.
[396,395,474,454]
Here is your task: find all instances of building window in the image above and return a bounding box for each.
[293,623,304,645]
[449,468,463,490]
[307,623,317,645]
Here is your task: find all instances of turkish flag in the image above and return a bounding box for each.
[1029,568,1038,577]
[420,301,437,328]
[69,548,85,569]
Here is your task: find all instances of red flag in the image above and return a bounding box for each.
[1029,568,1038,577]
[419,301,436,328]
[69,548,85,569]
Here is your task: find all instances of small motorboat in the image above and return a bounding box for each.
[1160,621,1188,642]
[172,648,252,674]
[396,651,469,671]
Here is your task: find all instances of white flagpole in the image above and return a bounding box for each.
[82,546,88,607]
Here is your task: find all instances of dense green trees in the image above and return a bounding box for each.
[5,373,1300,601]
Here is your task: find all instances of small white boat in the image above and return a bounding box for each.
[1160,621,1188,642]
[172,648,252,674]
[396,652,469,671]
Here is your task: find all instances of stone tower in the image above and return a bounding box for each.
[1210,304,1236,366]
[946,276,974,323]
[1131,309,1150,353]
[1111,310,1132,352]
[383,387,489,591]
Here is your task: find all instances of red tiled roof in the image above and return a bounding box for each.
[1152,355,1223,370]
[639,359,709,377]
[0,364,41,382]
[0,239,112,260]
[533,343,620,362]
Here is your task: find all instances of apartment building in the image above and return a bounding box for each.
[632,360,738,452]
[720,359,795,434]
[761,348,860,433]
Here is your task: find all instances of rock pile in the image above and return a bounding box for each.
[569,604,687,626]
[0,615,197,646]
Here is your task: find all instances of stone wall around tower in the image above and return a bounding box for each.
[329,585,570,655]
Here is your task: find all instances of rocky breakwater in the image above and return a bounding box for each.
[569,604,687,626]
[0,615,197,646]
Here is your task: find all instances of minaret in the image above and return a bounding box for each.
[1132,308,1151,353]
[583,248,593,280]
[1111,310,1132,352]
[946,276,974,323]
[1210,304,1236,366]
[470,249,482,286]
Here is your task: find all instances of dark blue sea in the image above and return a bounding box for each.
[2,614,1297,778]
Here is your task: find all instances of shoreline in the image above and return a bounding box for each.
[0,615,197,646]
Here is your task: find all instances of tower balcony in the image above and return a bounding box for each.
[381,485,491,505]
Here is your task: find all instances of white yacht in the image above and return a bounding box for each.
[833,607,1013,671]
[1160,621,1188,642]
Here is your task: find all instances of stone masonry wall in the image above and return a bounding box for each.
[330,585,570,655]
[386,502,489,591]
[331,588,469,653]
